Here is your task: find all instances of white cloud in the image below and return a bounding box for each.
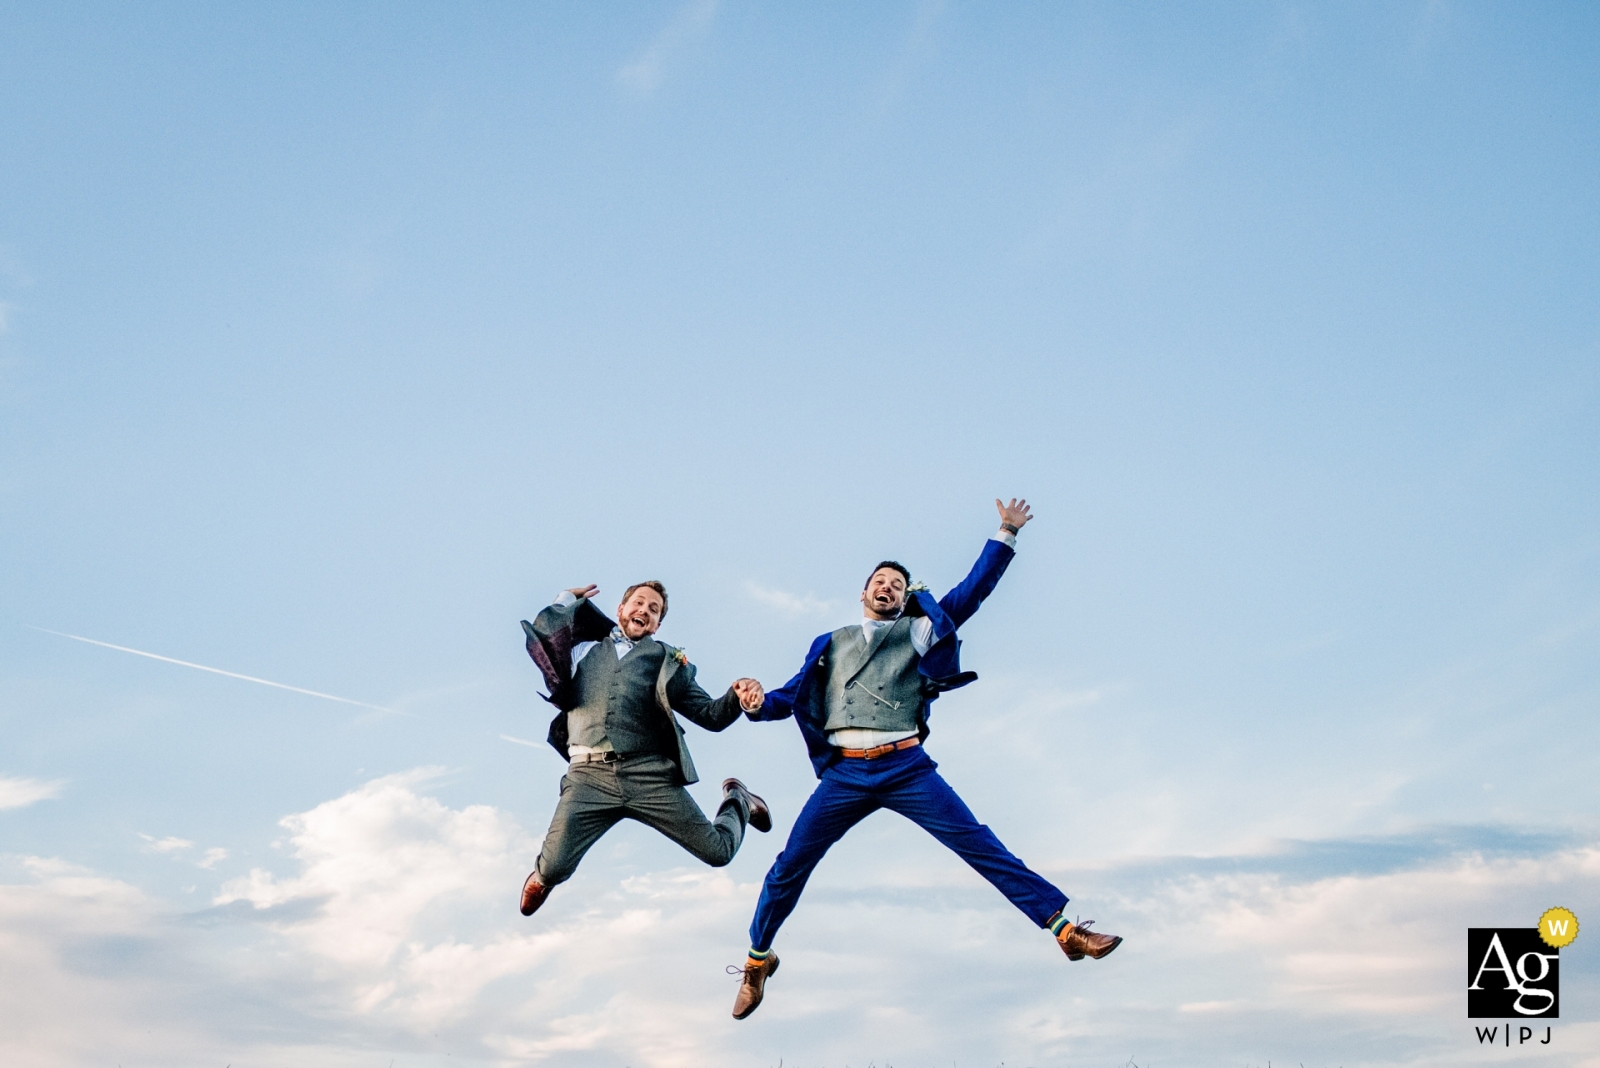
[214,767,530,972]
[0,776,64,810]
[138,833,193,854]
[0,859,217,1068]
[616,0,717,94]
[5,768,1598,1066]
[1131,845,1600,1018]
[743,580,836,617]
[196,847,228,869]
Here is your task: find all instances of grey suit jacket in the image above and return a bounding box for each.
[521,598,742,785]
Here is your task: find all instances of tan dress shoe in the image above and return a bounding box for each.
[520,871,551,917]
[731,953,780,1019]
[1057,920,1122,960]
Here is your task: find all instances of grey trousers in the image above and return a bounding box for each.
[535,753,749,886]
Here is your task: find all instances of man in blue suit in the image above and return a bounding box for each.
[730,499,1121,1019]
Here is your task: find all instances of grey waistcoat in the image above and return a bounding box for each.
[567,638,673,755]
[822,617,925,734]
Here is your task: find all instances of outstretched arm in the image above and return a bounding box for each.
[746,666,803,721]
[936,498,1032,629]
[668,665,746,732]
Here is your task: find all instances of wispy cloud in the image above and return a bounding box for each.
[743,580,837,618]
[616,0,717,94]
[0,775,64,810]
[139,834,229,869]
[31,626,395,713]
[138,833,194,854]
[873,0,944,115]
[500,734,543,748]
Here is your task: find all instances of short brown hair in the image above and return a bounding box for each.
[621,580,668,620]
[863,561,911,590]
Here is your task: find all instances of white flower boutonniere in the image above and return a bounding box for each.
[906,581,929,594]
[672,648,689,667]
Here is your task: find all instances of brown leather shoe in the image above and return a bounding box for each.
[731,953,779,1019]
[722,778,772,833]
[1057,920,1122,961]
[519,871,551,917]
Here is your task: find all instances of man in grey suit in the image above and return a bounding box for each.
[518,580,770,916]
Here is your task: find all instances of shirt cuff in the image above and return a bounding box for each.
[553,590,579,607]
[992,529,1018,549]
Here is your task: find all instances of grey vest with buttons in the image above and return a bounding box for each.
[567,638,676,756]
[822,617,926,733]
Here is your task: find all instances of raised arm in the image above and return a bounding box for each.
[936,498,1031,629]
[522,586,615,703]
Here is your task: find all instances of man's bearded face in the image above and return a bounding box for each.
[617,588,665,639]
[861,567,908,620]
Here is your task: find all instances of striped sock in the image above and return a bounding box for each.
[747,947,770,964]
[1047,912,1071,937]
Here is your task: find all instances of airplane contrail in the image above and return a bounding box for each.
[30,626,395,713]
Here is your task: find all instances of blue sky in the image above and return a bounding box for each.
[1,2,1596,1066]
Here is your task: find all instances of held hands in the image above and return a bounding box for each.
[732,677,765,712]
[565,585,599,601]
[996,497,1033,534]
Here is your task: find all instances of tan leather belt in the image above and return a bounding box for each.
[570,750,621,764]
[836,737,920,760]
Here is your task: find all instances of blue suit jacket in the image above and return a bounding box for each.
[749,537,1015,778]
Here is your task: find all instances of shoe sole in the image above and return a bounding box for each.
[732,956,779,1020]
[1085,936,1123,960]
[725,779,773,833]
[748,797,772,833]
[1064,936,1122,961]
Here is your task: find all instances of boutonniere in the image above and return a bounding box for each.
[671,648,689,666]
[906,581,929,594]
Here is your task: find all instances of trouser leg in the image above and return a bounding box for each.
[619,755,747,867]
[748,768,877,951]
[881,751,1069,926]
[535,764,627,886]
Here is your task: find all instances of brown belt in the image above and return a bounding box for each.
[836,737,920,760]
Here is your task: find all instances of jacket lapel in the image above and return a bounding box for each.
[842,617,904,686]
[653,643,700,785]
[829,626,872,683]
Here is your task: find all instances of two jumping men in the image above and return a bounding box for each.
[515,499,1120,1018]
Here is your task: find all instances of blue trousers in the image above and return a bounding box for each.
[749,745,1069,951]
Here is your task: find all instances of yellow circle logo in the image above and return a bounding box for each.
[1539,907,1579,948]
